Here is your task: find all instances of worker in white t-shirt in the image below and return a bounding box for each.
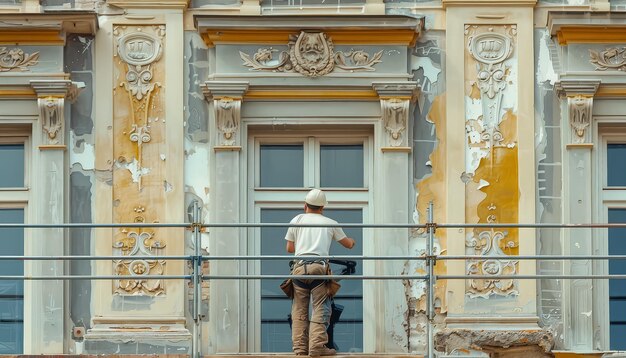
[285,189,356,357]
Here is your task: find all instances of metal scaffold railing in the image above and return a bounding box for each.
[4,201,626,357]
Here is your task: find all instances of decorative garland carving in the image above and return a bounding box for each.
[39,97,64,145]
[239,31,384,77]
[466,204,518,298]
[568,95,593,144]
[0,47,39,72]
[589,47,626,71]
[113,206,166,296]
[381,98,409,147]
[114,25,165,190]
[215,97,241,146]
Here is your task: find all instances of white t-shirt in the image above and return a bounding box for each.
[284,213,347,256]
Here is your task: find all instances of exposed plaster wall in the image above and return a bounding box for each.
[183,31,211,330]
[66,34,96,349]
[534,28,564,348]
[409,32,446,353]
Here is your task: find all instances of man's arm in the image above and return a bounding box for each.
[338,237,356,249]
[286,240,295,253]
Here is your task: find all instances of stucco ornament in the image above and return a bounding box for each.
[467,28,514,99]
[0,47,39,72]
[39,97,64,145]
[239,31,383,76]
[381,98,409,146]
[568,95,593,143]
[466,205,518,298]
[113,206,166,296]
[114,25,165,190]
[215,97,241,146]
[589,47,626,71]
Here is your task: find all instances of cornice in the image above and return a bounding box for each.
[0,13,97,37]
[372,82,419,100]
[442,0,536,7]
[554,79,600,98]
[30,80,85,102]
[549,12,626,45]
[201,81,250,100]
[195,15,424,48]
[107,0,190,9]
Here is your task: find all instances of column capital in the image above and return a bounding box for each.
[201,81,250,100]
[372,81,419,100]
[554,79,600,98]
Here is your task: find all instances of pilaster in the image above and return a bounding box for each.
[28,79,82,353]
[202,81,249,353]
[373,82,417,353]
[555,79,599,351]
[439,1,542,352]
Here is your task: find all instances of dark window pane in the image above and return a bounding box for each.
[260,145,303,188]
[320,145,363,188]
[0,145,23,188]
[0,209,23,354]
[608,144,626,186]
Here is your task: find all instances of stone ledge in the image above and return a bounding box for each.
[434,329,554,357]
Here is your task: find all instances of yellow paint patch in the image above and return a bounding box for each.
[416,93,448,313]
[469,83,481,100]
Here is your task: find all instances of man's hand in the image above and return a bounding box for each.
[286,241,295,253]
[338,237,356,249]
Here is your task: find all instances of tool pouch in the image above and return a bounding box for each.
[280,279,294,299]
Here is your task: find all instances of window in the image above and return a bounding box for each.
[248,129,372,353]
[0,131,29,354]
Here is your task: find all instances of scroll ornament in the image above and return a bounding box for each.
[589,47,626,71]
[239,31,384,77]
[0,47,39,72]
[113,206,166,296]
[466,28,515,100]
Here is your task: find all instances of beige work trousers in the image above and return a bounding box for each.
[291,262,331,355]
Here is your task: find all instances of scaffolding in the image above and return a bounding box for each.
[3,201,626,357]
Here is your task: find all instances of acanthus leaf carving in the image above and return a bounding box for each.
[39,97,64,145]
[113,205,166,296]
[239,31,384,77]
[381,98,409,147]
[589,47,626,71]
[0,47,39,72]
[568,95,593,144]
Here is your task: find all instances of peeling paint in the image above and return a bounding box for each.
[70,131,96,170]
[115,158,151,184]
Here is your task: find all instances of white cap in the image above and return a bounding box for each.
[305,189,327,207]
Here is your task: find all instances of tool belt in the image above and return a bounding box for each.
[280,260,341,299]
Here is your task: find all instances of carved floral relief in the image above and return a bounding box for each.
[381,98,409,147]
[215,97,241,146]
[589,47,626,71]
[239,31,384,77]
[0,47,39,72]
[464,25,520,298]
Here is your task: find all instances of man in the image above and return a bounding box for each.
[285,189,356,357]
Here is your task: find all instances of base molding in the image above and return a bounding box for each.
[434,328,554,356]
[84,321,191,354]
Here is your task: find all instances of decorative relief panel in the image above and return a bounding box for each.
[39,97,64,145]
[464,25,520,298]
[113,25,167,296]
[0,47,39,72]
[113,206,165,296]
[568,95,593,144]
[239,31,384,77]
[589,47,626,71]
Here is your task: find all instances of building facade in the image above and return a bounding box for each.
[0,0,625,356]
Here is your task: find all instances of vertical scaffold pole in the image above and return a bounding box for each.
[192,201,202,358]
[427,201,435,358]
